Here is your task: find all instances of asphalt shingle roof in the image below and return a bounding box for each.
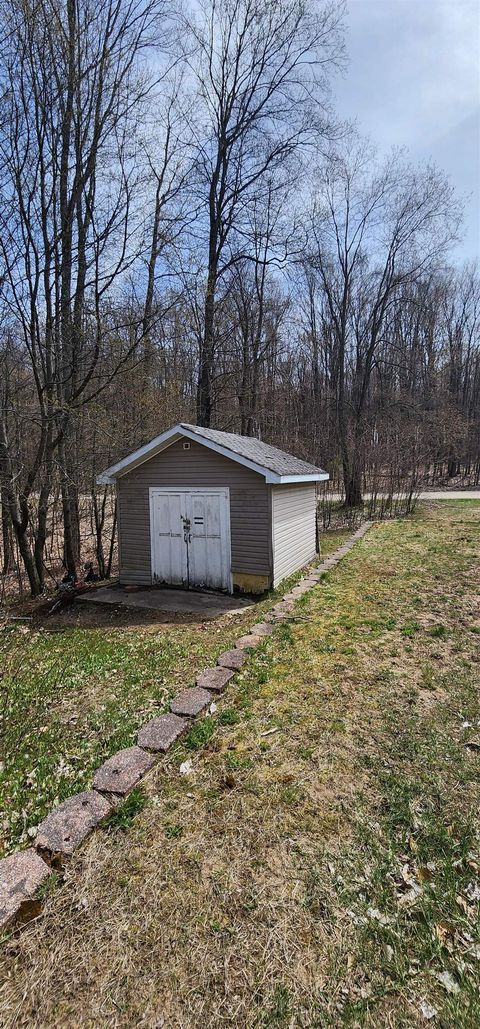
[180,424,327,478]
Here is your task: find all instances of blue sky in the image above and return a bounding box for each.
[334,0,480,262]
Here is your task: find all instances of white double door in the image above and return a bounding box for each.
[150,488,231,591]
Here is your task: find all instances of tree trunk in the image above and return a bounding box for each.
[14,524,42,596]
[106,499,117,579]
[344,469,363,508]
[0,430,43,595]
[34,480,50,589]
[58,433,80,576]
[92,486,107,579]
[197,273,215,426]
[1,486,12,575]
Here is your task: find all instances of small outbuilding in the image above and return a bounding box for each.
[97,424,329,593]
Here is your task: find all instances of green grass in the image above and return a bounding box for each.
[0,504,479,1028]
[104,787,148,832]
[153,501,480,1028]
[0,529,347,857]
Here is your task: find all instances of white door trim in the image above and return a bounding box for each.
[149,487,233,592]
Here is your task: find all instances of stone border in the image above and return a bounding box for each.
[0,521,371,933]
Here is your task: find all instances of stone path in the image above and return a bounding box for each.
[0,522,371,934]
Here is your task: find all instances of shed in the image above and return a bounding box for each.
[97,424,329,593]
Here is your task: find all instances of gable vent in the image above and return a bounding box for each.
[183,441,191,450]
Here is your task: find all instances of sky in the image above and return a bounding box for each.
[334,0,480,263]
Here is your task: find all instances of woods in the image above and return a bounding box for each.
[0,0,479,596]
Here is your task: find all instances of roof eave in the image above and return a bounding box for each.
[266,472,330,484]
[96,472,116,485]
[96,427,185,485]
[96,423,330,486]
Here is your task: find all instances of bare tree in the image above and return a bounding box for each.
[186,0,345,425]
[441,264,480,476]
[308,139,461,505]
[0,0,177,588]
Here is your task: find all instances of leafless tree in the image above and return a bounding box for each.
[308,138,461,505]
[0,0,179,589]
[185,0,345,425]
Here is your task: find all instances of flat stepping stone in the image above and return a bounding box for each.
[93,746,156,795]
[250,622,274,635]
[0,849,50,931]
[217,648,247,670]
[266,609,290,622]
[235,633,263,650]
[196,666,235,693]
[170,687,212,717]
[138,713,188,752]
[35,791,112,860]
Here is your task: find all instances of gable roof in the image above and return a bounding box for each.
[97,423,329,485]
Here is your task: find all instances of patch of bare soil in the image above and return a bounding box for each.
[42,599,215,632]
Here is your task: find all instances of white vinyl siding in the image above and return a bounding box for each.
[272,484,317,586]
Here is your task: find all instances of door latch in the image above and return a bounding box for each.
[181,515,191,544]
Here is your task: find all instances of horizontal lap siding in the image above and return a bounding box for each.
[272,484,317,586]
[117,438,271,585]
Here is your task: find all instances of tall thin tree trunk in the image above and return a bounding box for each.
[58,433,80,576]
[197,272,216,426]
[1,485,12,575]
[106,499,117,579]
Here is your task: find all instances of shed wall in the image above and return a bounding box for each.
[117,438,272,586]
[272,483,317,586]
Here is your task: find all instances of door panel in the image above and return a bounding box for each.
[189,493,224,589]
[151,491,186,585]
[151,490,231,591]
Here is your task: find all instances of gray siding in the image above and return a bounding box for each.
[272,483,317,586]
[117,438,271,585]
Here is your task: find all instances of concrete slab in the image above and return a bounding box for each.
[235,633,263,650]
[0,850,50,931]
[170,687,212,717]
[137,713,188,752]
[250,622,275,636]
[93,746,156,796]
[196,667,235,693]
[77,586,253,619]
[35,791,112,860]
[217,649,247,670]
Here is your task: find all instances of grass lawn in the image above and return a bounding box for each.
[0,531,347,858]
[0,502,479,1027]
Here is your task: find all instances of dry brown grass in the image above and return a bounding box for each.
[0,503,479,1028]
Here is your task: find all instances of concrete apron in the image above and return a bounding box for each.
[76,585,254,618]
